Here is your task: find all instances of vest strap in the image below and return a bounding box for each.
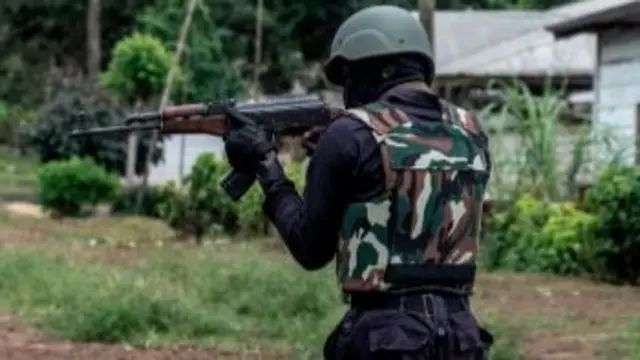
[384,264,476,294]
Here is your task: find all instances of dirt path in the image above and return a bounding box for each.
[3,202,44,218]
[475,273,640,359]
[0,316,286,360]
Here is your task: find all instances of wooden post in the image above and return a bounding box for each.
[250,0,264,98]
[178,83,188,180]
[125,100,142,186]
[125,133,138,185]
[86,0,101,79]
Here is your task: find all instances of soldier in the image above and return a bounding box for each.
[223,5,493,360]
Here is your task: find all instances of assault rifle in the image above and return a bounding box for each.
[69,94,334,201]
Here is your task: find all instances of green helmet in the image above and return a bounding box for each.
[324,5,434,86]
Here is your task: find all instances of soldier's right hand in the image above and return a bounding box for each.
[301,125,327,157]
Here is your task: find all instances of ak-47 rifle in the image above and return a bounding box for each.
[69,94,333,201]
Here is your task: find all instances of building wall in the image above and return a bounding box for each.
[148,134,223,184]
[595,26,640,165]
[486,123,587,199]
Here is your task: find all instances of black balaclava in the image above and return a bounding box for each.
[342,54,432,108]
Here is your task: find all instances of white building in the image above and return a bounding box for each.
[546,0,640,164]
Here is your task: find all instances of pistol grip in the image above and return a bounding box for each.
[221,170,256,201]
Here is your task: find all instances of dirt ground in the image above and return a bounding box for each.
[0,316,287,359]
[0,202,639,359]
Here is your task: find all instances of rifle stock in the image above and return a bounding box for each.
[70,94,334,201]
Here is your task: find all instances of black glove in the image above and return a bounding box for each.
[223,107,274,173]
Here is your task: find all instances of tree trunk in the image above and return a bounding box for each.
[86,0,101,79]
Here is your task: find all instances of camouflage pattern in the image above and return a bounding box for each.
[337,100,491,293]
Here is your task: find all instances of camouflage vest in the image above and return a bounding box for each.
[337,100,491,296]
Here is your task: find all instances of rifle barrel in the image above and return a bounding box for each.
[69,123,159,137]
[125,112,161,125]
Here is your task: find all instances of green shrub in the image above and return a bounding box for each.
[482,196,546,271]
[24,76,163,176]
[157,153,238,242]
[101,32,178,103]
[236,183,270,236]
[36,157,119,217]
[537,202,599,275]
[482,194,598,276]
[111,185,168,217]
[235,160,306,236]
[584,166,640,284]
[156,153,308,241]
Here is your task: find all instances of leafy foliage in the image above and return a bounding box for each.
[23,76,163,176]
[136,0,244,101]
[101,32,177,103]
[584,166,640,285]
[0,100,35,150]
[482,194,599,276]
[0,0,155,108]
[36,156,119,217]
[111,185,168,218]
[234,159,306,236]
[0,0,577,111]
[156,153,237,242]
[156,151,307,241]
[481,79,619,202]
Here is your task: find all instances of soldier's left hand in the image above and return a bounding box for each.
[223,108,274,172]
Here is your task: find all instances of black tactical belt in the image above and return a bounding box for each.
[385,263,476,292]
[349,291,469,313]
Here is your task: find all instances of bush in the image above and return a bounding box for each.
[111,185,168,217]
[584,166,640,284]
[235,159,306,236]
[236,184,270,236]
[157,153,238,242]
[157,152,308,241]
[36,157,119,217]
[101,32,177,103]
[482,194,598,276]
[24,75,163,176]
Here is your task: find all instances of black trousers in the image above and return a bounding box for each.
[323,293,493,360]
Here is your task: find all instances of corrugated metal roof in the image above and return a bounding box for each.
[424,11,548,65]
[414,7,597,77]
[545,0,640,37]
[438,29,596,77]
[546,0,638,23]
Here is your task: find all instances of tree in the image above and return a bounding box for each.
[24,76,163,176]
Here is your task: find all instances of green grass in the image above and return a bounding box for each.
[0,207,635,359]
[0,245,342,357]
[613,317,640,360]
[0,150,38,200]
[0,242,523,359]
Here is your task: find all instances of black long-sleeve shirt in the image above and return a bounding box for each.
[258,88,445,270]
